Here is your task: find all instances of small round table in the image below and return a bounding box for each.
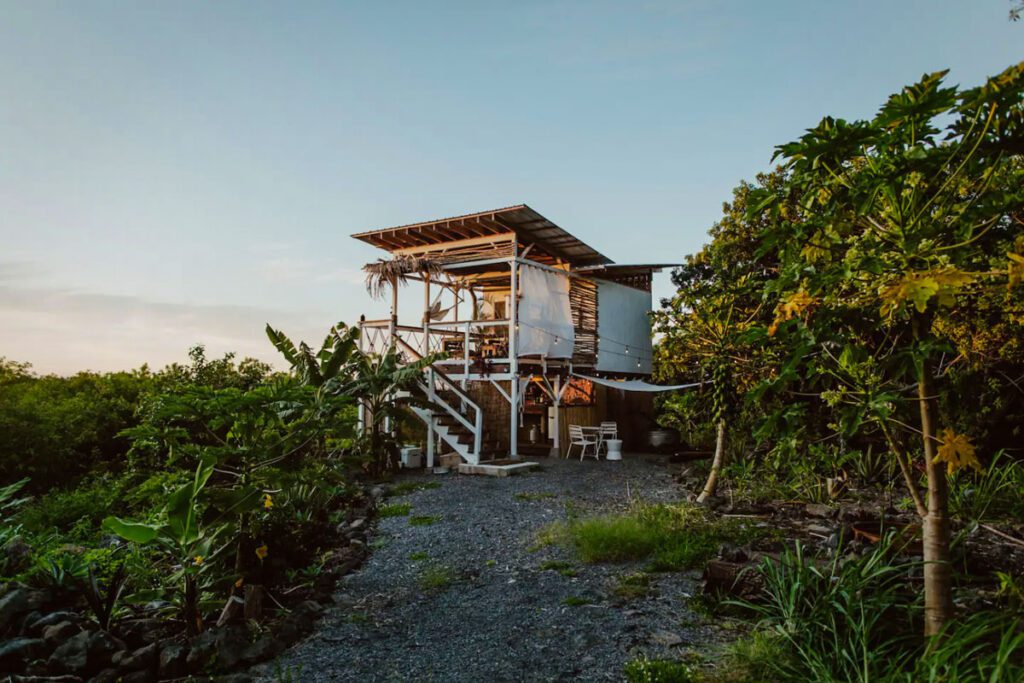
[604,439,623,461]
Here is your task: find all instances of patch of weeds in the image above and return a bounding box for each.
[561,595,593,607]
[485,559,497,567]
[378,502,411,518]
[623,657,694,683]
[409,514,441,526]
[345,611,371,624]
[514,491,557,502]
[409,551,429,562]
[387,481,441,498]
[563,503,759,571]
[529,521,569,552]
[613,572,653,600]
[418,564,455,591]
[369,538,388,550]
[539,559,578,577]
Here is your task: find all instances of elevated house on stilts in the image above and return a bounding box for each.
[354,205,670,473]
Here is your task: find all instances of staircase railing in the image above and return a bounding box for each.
[395,337,483,458]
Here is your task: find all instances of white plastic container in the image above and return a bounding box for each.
[605,439,623,461]
[400,446,423,469]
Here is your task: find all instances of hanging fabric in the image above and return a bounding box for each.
[571,372,702,393]
[517,264,575,358]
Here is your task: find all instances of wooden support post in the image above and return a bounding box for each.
[509,254,519,459]
[551,375,561,458]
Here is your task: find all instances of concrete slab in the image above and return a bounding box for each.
[457,460,540,476]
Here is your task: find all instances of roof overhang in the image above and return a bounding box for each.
[352,204,611,268]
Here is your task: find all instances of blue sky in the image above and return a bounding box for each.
[1,1,1020,374]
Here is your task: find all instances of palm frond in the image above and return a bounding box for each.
[363,256,445,299]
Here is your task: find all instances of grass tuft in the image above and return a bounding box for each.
[418,564,455,591]
[623,657,694,683]
[539,559,578,577]
[514,491,557,502]
[409,551,429,562]
[561,595,593,607]
[378,502,412,518]
[613,572,653,600]
[409,514,441,526]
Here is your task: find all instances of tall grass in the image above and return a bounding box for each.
[727,537,1024,683]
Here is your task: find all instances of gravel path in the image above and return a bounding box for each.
[255,457,718,682]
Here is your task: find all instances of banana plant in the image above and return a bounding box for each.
[266,321,359,387]
[103,459,231,634]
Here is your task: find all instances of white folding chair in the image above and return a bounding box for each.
[567,425,599,461]
[597,422,618,454]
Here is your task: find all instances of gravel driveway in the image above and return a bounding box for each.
[254,457,718,682]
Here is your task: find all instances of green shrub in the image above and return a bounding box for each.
[624,657,694,683]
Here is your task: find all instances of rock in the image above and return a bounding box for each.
[121,670,156,683]
[806,523,833,536]
[26,611,82,635]
[0,587,45,635]
[87,630,125,667]
[717,543,749,563]
[0,637,44,672]
[185,629,219,671]
[18,610,42,636]
[804,503,834,519]
[42,621,81,645]
[157,643,188,678]
[48,629,124,675]
[92,668,122,683]
[48,631,91,674]
[649,630,683,647]
[349,517,367,531]
[369,486,385,500]
[213,625,252,670]
[113,642,158,671]
[241,635,283,664]
[118,617,167,646]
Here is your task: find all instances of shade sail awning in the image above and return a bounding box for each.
[571,373,702,393]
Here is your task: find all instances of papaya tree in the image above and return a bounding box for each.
[753,63,1024,636]
[656,173,790,501]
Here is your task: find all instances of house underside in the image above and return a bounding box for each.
[353,204,672,465]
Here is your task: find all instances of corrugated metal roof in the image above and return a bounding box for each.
[351,204,611,267]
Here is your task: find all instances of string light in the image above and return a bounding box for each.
[514,320,653,363]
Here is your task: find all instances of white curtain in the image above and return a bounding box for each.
[596,280,653,374]
[517,264,574,358]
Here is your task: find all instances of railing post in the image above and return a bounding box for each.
[426,367,436,468]
[463,322,470,387]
